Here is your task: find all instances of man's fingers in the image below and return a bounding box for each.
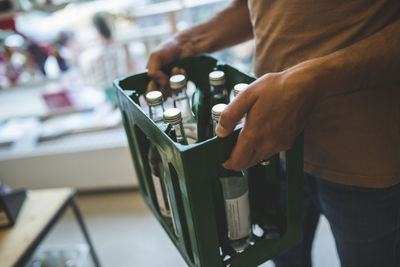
[146,70,169,92]
[222,127,256,171]
[153,70,169,86]
[147,52,162,77]
[180,68,187,77]
[146,80,158,94]
[248,151,273,169]
[216,89,256,137]
[147,55,187,97]
[222,129,274,171]
[171,67,187,77]
[171,67,180,75]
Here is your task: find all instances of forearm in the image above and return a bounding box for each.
[174,0,253,57]
[288,19,400,100]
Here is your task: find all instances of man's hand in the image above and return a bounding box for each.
[146,38,191,95]
[216,66,320,171]
[146,0,253,95]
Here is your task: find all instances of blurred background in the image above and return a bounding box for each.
[0,0,254,190]
[0,1,339,267]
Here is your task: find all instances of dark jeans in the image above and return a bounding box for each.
[274,173,400,267]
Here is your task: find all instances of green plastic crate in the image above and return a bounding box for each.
[114,55,303,267]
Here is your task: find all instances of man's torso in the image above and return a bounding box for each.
[248,0,400,187]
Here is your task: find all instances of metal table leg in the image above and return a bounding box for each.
[70,199,102,267]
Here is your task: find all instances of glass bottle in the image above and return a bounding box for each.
[146,91,165,123]
[212,104,252,252]
[170,74,197,144]
[145,91,171,218]
[230,83,249,125]
[163,107,188,145]
[233,83,248,99]
[163,108,188,236]
[209,70,228,106]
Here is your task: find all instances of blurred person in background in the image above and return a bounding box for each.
[88,11,126,91]
[51,31,74,73]
[93,11,114,45]
[146,0,400,266]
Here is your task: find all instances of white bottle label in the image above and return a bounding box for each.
[225,191,251,240]
[152,174,168,216]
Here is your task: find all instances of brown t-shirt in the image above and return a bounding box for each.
[248,0,400,188]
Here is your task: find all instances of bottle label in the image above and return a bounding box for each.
[152,174,168,216]
[225,191,251,240]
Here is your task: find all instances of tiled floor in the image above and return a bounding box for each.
[41,190,340,267]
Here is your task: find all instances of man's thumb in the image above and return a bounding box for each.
[215,90,255,137]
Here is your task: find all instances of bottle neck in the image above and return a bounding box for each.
[149,104,165,124]
[172,122,188,145]
[172,86,194,123]
[211,84,228,105]
[211,83,226,94]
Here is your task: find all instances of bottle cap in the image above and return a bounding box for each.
[233,83,248,97]
[209,71,225,86]
[145,91,163,106]
[163,108,182,125]
[170,74,186,89]
[212,103,227,122]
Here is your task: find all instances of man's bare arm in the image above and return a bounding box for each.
[176,0,253,56]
